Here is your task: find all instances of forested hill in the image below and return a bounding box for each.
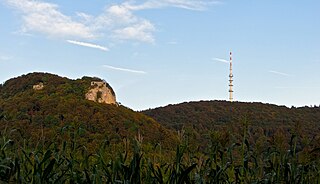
[142,101,320,146]
[0,73,177,150]
[1,72,320,151]
[143,101,320,129]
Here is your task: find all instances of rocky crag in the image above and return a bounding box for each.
[85,81,117,105]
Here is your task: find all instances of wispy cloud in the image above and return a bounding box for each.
[212,57,229,63]
[274,86,320,89]
[66,40,109,51]
[269,70,292,77]
[125,0,220,11]
[103,65,147,74]
[4,0,217,43]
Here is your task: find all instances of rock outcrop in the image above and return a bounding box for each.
[85,81,117,105]
[33,82,44,90]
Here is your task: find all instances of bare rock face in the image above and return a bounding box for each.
[33,82,44,90]
[85,81,117,105]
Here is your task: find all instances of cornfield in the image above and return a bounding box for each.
[1,123,320,184]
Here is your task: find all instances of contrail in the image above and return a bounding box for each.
[269,70,291,77]
[103,65,146,74]
[66,40,109,51]
[212,57,229,63]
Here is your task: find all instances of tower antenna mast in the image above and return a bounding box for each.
[229,52,233,102]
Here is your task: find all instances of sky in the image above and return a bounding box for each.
[0,0,320,110]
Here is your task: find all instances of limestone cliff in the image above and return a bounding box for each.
[33,82,44,90]
[85,81,117,105]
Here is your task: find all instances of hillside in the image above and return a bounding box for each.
[2,73,320,151]
[143,101,320,149]
[0,73,177,151]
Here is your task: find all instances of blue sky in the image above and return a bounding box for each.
[0,0,319,110]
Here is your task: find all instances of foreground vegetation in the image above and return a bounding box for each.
[1,121,320,184]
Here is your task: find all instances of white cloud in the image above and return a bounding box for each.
[269,70,292,77]
[6,0,94,39]
[103,65,146,74]
[5,0,217,43]
[66,40,109,51]
[113,21,155,43]
[5,0,156,42]
[76,12,94,24]
[107,5,137,24]
[93,5,136,29]
[212,57,229,63]
[94,4,155,43]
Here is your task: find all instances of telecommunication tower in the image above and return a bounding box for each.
[229,52,233,102]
